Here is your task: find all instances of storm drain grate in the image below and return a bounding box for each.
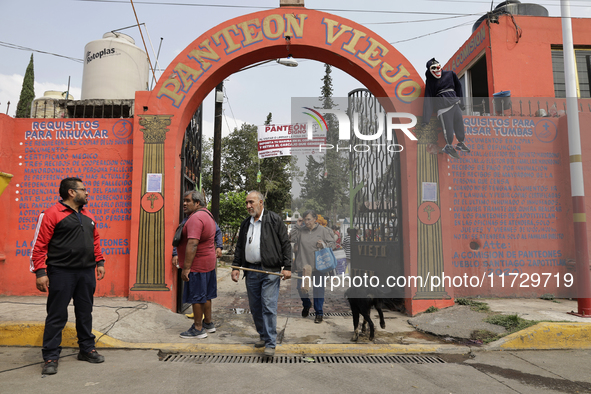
[230,309,352,317]
[310,312,352,317]
[160,354,445,364]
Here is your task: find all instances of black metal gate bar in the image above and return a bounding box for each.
[347,89,404,291]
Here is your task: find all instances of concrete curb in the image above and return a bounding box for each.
[4,321,591,354]
[0,321,470,355]
[485,322,591,350]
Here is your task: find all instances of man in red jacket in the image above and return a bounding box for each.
[30,177,106,375]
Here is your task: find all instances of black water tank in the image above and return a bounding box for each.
[472,1,548,33]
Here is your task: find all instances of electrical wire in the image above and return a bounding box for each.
[0,41,83,63]
[75,0,491,47]
[363,14,480,25]
[94,303,149,344]
[0,301,148,375]
[390,20,475,44]
[75,0,479,16]
[222,108,232,134]
[223,86,238,131]
[423,0,590,7]
[508,13,523,43]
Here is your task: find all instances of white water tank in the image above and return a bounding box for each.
[81,32,149,100]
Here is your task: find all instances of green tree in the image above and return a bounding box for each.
[300,64,348,223]
[200,137,213,198]
[16,54,35,118]
[220,123,258,192]
[219,115,293,215]
[218,190,248,250]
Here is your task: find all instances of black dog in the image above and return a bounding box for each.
[345,288,405,341]
[345,288,386,341]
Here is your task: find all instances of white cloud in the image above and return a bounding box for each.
[0,73,81,117]
[0,74,24,117]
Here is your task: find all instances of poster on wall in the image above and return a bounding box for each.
[5,118,134,296]
[448,116,574,297]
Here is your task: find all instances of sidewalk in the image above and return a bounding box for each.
[1,265,590,355]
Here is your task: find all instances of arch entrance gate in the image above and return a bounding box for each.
[127,3,449,315]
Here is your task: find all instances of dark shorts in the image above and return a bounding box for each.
[183,269,217,304]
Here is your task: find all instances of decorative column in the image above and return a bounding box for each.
[131,115,172,291]
[413,122,450,299]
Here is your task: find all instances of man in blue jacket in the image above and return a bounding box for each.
[231,191,291,357]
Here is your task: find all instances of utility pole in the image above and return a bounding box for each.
[211,82,223,223]
[561,0,591,317]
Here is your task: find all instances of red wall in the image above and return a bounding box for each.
[443,115,577,298]
[447,15,591,98]
[0,115,133,297]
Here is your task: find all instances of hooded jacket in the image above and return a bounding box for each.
[422,58,464,123]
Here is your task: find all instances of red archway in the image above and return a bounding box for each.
[128,6,429,312]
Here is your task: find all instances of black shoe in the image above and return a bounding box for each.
[302,306,310,318]
[455,141,471,152]
[442,144,460,159]
[254,340,266,348]
[42,360,58,375]
[77,349,105,363]
[314,315,323,324]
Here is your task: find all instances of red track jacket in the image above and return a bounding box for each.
[30,201,105,278]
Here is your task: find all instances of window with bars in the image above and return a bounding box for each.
[551,48,591,98]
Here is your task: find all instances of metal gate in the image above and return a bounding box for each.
[347,89,404,295]
[176,105,203,313]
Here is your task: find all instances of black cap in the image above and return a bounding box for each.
[426,58,439,69]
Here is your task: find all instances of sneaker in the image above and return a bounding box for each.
[455,141,471,152]
[314,315,323,324]
[263,347,275,357]
[442,144,460,159]
[77,349,105,363]
[202,320,216,333]
[301,306,310,318]
[254,340,266,348]
[180,324,207,339]
[42,360,58,375]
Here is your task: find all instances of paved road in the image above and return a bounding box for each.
[1,347,590,393]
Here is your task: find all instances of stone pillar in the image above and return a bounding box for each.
[131,115,172,291]
[413,121,450,300]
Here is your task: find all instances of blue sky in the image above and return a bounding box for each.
[1,0,589,139]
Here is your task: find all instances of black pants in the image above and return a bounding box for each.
[42,266,96,361]
[438,104,465,145]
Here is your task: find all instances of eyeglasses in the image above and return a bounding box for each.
[72,188,87,193]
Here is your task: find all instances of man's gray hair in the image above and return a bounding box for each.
[185,190,206,206]
[247,190,264,202]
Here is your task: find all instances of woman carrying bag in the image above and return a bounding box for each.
[290,210,336,323]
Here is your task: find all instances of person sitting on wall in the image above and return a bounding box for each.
[422,58,471,159]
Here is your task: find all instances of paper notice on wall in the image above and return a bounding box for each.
[146,173,162,193]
